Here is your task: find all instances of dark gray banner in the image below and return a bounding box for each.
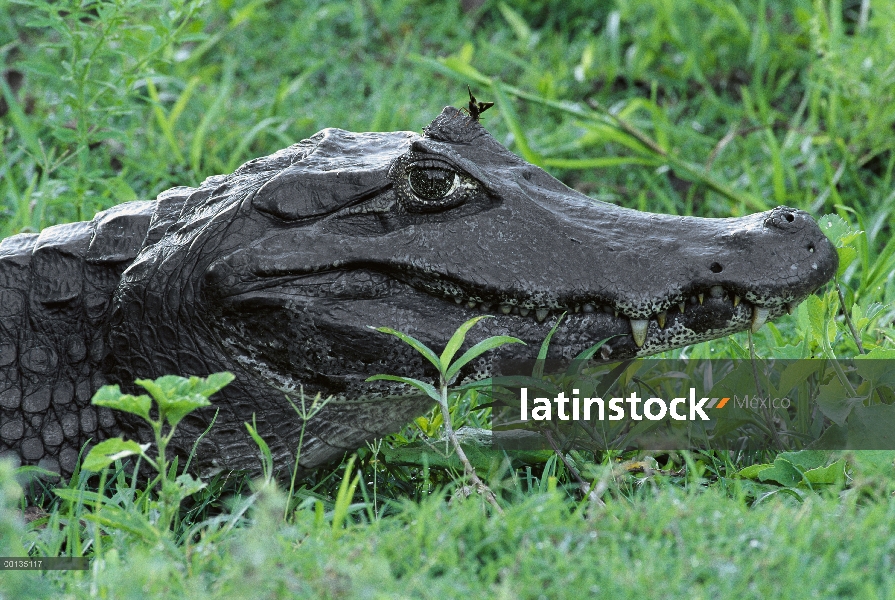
[0,557,89,570]
[485,358,895,452]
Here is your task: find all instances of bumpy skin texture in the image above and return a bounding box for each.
[0,107,837,478]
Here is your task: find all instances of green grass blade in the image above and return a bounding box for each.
[532,313,566,379]
[190,60,234,176]
[490,80,541,165]
[145,78,185,164]
[245,416,273,482]
[542,157,662,169]
[332,455,360,536]
[0,74,41,158]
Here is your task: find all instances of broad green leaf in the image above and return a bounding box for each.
[771,340,807,359]
[802,458,846,485]
[366,374,440,403]
[845,404,895,449]
[135,374,223,427]
[158,395,211,428]
[734,462,774,480]
[837,246,857,276]
[777,450,830,471]
[135,375,187,405]
[815,377,863,426]
[854,349,895,386]
[757,457,801,487]
[440,315,491,369]
[198,372,235,397]
[778,361,825,396]
[91,385,151,421]
[817,215,861,277]
[445,335,526,383]
[141,372,232,400]
[805,294,834,347]
[370,326,442,373]
[817,214,859,247]
[82,438,149,472]
[856,348,895,359]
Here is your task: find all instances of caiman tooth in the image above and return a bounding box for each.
[698,293,704,305]
[751,306,770,333]
[786,302,795,315]
[519,308,530,317]
[678,302,686,313]
[500,304,512,314]
[630,319,649,347]
[583,303,595,313]
[480,302,492,311]
[574,305,581,313]
[733,295,741,308]
[535,308,549,322]
[454,296,462,304]
[657,311,667,329]
[467,300,477,309]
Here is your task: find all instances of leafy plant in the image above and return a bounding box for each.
[77,372,233,535]
[367,315,524,512]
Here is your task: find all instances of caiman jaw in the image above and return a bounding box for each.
[403,273,807,358]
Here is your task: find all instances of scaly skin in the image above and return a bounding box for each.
[0,107,837,478]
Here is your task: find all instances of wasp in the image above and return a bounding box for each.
[464,85,494,121]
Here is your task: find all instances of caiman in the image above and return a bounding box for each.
[0,106,837,478]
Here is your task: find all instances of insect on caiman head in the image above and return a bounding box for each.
[109,106,837,472]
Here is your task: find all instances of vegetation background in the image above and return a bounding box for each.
[1,0,895,597]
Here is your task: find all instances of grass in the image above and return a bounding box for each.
[2,0,895,597]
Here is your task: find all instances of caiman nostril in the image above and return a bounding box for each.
[710,262,723,273]
[764,207,804,230]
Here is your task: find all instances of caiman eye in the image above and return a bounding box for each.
[407,166,459,199]
[389,152,479,213]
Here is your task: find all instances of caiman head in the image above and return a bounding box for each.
[107,106,837,473]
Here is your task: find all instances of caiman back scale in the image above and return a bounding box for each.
[0,107,837,478]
